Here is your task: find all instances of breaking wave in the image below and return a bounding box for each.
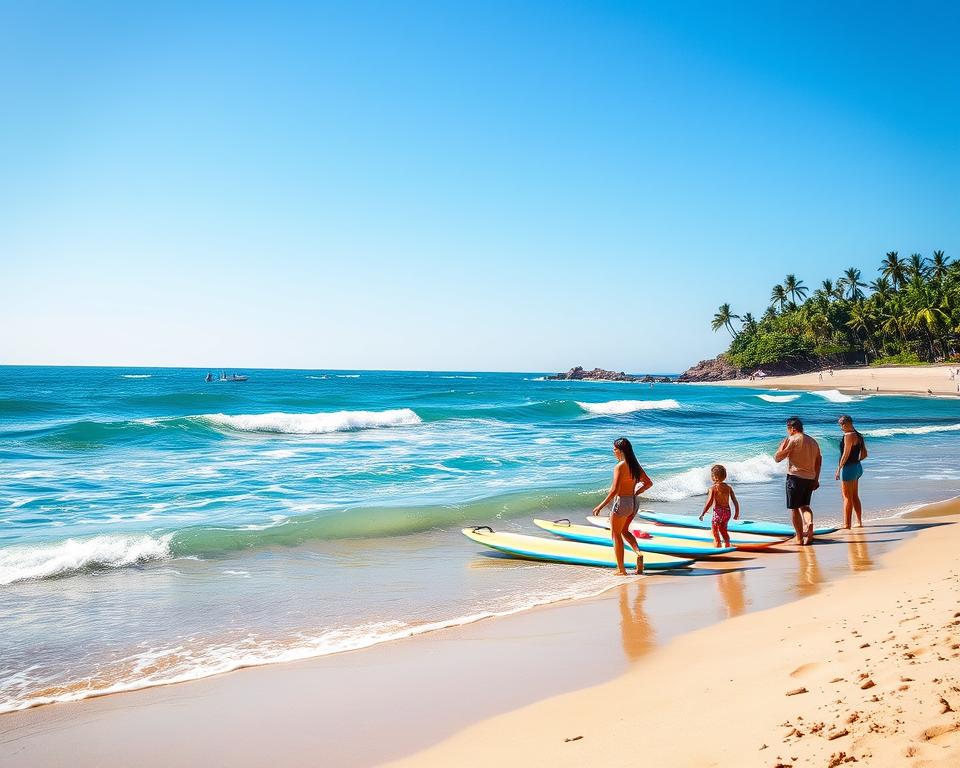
[200,409,422,434]
[577,399,682,415]
[862,423,960,438]
[0,534,174,585]
[756,393,800,403]
[645,454,783,502]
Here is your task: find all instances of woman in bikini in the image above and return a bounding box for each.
[592,437,654,575]
[835,414,868,528]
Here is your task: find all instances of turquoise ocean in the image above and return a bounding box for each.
[1,366,958,712]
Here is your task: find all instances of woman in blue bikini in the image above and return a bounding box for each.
[835,414,868,529]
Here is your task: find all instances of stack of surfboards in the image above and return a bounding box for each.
[461,526,694,570]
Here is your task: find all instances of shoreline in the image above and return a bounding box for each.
[391,499,960,767]
[2,496,956,766]
[698,364,960,397]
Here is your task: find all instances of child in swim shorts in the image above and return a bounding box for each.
[699,464,740,548]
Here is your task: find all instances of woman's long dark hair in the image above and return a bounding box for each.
[614,437,643,482]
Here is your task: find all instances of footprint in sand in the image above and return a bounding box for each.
[789,662,818,678]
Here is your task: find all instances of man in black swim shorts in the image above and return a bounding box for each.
[774,416,822,545]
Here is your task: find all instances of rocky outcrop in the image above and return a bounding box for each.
[546,366,674,383]
[677,356,745,382]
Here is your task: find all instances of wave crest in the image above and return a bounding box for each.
[811,389,868,403]
[862,423,960,438]
[756,393,800,403]
[577,399,681,415]
[645,454,783,502]
[200,408,422,434]
[0,535,173,585]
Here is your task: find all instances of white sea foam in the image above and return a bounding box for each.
[200,408,422,434]
[811,389,869,403]
[756,393,800,403]
[577,399,681,415]
[0,534,173,585]
[0,576,619,713]
[121,374,152,379]
[645,454,783,502]
[336,374,361,378]
[862,423,960,438]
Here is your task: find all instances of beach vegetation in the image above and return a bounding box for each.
[713,250,960,369]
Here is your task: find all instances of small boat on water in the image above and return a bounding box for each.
[206,371,248,382]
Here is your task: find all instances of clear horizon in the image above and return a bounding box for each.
[3,2,958,371]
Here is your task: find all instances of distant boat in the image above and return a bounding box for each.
[218,371,248,382]
[204,372,213,382]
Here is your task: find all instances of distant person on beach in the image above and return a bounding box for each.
[836,415,867,529]
[774,417,822,546]
[592,437,653,576]
[698,464,740,547]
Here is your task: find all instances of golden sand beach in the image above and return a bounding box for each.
[716,365,960,398]
[389,502,960,768]
[2,501,957,767]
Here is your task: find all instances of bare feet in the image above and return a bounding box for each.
[615,569,629,576]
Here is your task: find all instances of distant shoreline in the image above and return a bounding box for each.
[699,363,960,397]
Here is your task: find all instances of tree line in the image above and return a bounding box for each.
[712,251,959,370]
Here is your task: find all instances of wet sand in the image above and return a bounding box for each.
[0,511,940,767]
[392,501,960,767]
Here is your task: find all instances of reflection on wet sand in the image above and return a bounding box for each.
[618,581,655,661]
[846,533,873,571]
[717,569,747,618]
[796,545,823,598]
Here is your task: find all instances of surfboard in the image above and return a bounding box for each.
[462,527,694,570]
[586,516,790,550]
[636,511,838,538]
[533,519,735,557]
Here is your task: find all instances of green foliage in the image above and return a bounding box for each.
[714,255,960,369]
[869,352,923,367]
[727,331,814,369]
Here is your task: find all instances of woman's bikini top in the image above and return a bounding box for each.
[841,431,863,465]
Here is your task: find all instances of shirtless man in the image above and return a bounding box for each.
[774,416,822,546]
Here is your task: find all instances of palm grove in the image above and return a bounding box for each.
[712,251,959,371]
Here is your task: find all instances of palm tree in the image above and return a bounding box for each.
[769,284,788,312]
[740,312,757,334]
[907,253,930,281]
[711,303,741,337]
[930,250,951,282]
[783,274,808,304]
[868,276,891,299]
[840,267,866,301]
[847,303,877,361]
[880,251,907,289]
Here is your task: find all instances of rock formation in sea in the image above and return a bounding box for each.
[546,366,673,383]
[677,356,745,382]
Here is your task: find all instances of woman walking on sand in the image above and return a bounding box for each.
[836,414,868,528]
[592,437,654,575]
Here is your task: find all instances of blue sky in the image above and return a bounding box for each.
[2,1,958,372]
